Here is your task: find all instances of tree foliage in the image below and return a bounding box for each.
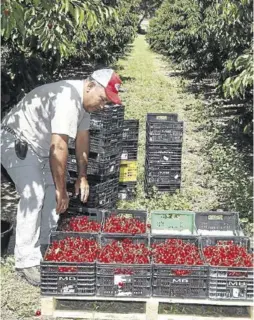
[137,0,163,30]
[1,0,141,116]
[147,0,252,95]
[146,0,253,135]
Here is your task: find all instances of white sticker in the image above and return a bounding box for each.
[61,285,75,294]
[121,153,128,160]
[114,274,132,285]
[71,158,76,163]
[232,288,240,297]
[114,275,132,296]
[118,193,127,200]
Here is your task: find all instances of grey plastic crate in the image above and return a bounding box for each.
[54,208,104,234]
[195,211,242,236]
[146,113,178,123]
[102,209,148,235]
[41,233,99,296]
[151,235,208,298]
[201,236,253,300]
[96,235,151,297]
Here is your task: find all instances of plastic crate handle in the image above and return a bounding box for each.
[147,113,178,121]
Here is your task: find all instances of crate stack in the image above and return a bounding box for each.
[144,113,183,195]
[118,119,139,200]
[67,105,125,209]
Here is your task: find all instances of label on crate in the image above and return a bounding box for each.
[71,158,76,163]
[118,193,127,200]
[121,153,128,160]
[114,274,132,285]
[57,276,77,294]
[228,281,247,288]
[170,278,189,284]
[114,275,132,297]
[230,288,246,298]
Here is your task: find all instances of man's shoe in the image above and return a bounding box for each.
[16,266,41,286]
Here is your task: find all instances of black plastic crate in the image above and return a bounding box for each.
[195,211,241,236]
[89,155,121,176]
[90,105,125,130]
[150,235,208,298]
[201,236,253,300]
[68,138,75,150]
[146,121,184,144]
[68,140,122,157]
[87,172,120,184]
[146,155,182,167]
[41,233,99,296]
[144,183,180,196]
[91,140,123,155]
[146,143,182,153]
[118,182,137,200]
[144,178,181,189]
[97,235,151,297]
[123,120,139,141]
[146,113,178,123]
[146,143,182,162]
[121,141,138,160]
[102,209,148,235]
[67,178,119,209]
[90,128,123,148]
[67,153,121,177]
[54,207,104,234]
[145,168,181,184]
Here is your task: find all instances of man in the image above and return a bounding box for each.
[1,68,122,286]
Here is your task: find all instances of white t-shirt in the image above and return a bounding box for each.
[2,80,90,157]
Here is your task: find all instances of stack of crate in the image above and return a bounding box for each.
[144,113,183,195]
[118,119,139,200]
[67,105,125,209]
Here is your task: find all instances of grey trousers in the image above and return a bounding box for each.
[1,130,58,268]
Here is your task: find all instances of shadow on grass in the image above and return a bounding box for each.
[175,70,253,220]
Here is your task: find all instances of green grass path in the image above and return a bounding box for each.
[116,35,219,212]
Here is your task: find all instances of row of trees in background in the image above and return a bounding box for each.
[147,0,253,137]
[1,0,142,116]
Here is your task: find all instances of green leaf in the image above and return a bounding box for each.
[74,7,79,25]
[79,9,84,25]
[64,0,69,15]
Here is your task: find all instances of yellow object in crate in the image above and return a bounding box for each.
[119,160,138,182]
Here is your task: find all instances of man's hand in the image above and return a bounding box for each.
[55,189,69,214]
[75,176,89,203]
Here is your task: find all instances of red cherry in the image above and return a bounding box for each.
[118,282,124,287]
[35,309,41,316]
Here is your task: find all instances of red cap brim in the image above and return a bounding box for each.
[105,87,122,105]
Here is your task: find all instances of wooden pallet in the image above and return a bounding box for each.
[41,295,254,320]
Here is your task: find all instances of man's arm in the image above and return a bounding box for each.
[50,134,69,213]
[75,130,90,202]
[75,130,89,177]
